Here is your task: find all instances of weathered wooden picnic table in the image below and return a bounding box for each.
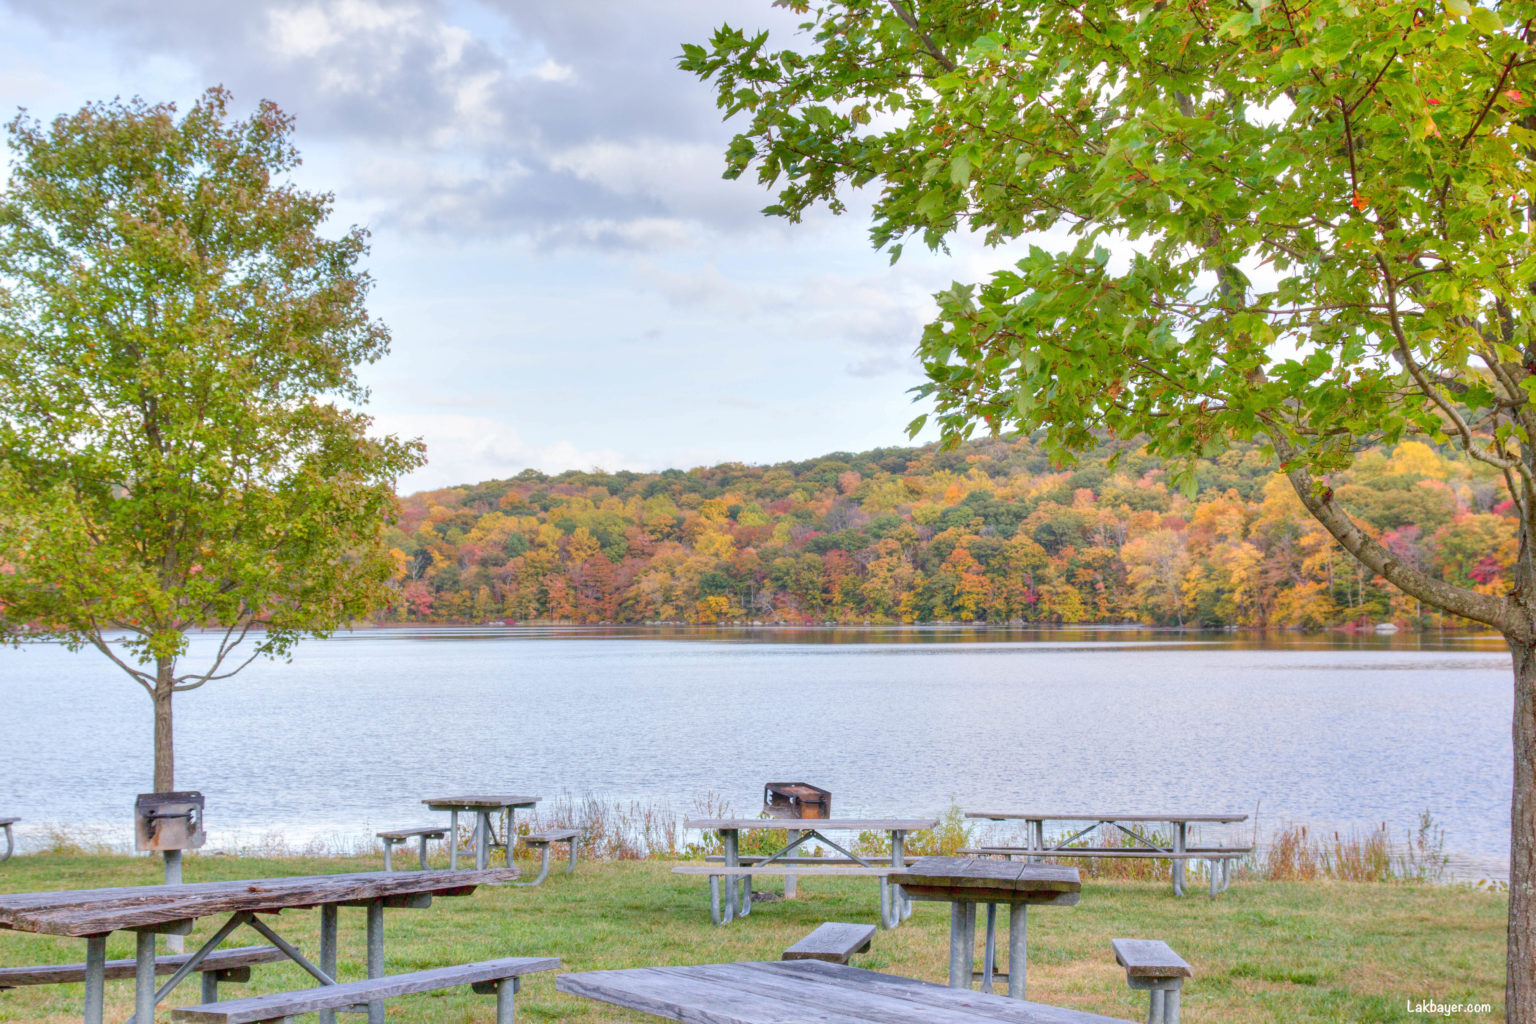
[422,795,540,870]
[680,817,936,927]
[964,811,1250,896]
[889,856,1081,1001]
[557,958,1135,1023]
[0,868,517,1024]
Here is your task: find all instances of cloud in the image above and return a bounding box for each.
[373,412,644,490]
[0,0,801,247]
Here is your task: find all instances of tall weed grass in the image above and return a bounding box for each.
[23,800,1457,886]
[1262,811,1448,883]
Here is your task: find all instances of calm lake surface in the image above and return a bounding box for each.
[0,626,1513,879]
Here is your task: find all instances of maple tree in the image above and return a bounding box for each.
[0,89,423,792]
[681,0,1536,1010]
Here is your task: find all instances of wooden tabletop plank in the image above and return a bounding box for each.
[891,858,1081,893]
[745,962,1128,1023]
[0,869,518,937]
[557,960,1133,1023]
[560,964,880,1024]
[757,962,1132,1022]
[684,819,937,831]
[422,796,540,809]
[1110,940,1194,979]
[686,962,1036,1024]
[964,812,1248,823]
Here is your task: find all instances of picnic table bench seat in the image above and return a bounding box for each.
[964,846,1250,897]
[517,829,580,887]
[782,922,876,964]
[376,827,448,871]
[1112,938,1191,1024]
[0,946,285,1002]
[0,817,16,862]
[169,955,560,1024]
[963,846,1252,858]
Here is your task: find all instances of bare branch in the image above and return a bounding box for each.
[885,0,958,72]
[85,633,155,695]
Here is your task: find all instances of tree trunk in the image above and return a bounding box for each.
[1509,638,1536,1022]
[153,656,175,793]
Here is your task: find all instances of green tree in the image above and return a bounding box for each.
[0,89,423,793]
[685,1,1536,1009]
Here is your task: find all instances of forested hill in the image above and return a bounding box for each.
[381,435,1513,629]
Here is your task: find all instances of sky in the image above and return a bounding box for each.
[0,0,1044,492]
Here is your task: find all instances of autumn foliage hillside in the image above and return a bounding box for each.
[382,436,1513,629]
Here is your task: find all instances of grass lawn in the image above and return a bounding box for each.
[0,852,1507,1023]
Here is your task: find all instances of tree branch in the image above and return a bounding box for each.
[885,1,958,72]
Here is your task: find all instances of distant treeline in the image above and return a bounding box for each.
[382,436,1513,629]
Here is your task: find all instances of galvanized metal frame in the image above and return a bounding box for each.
[945,900,1030,1000]
[105,894,406,1024]
[1127,975,1184,1024]
[381,832,439,872]
[434,803,528,871]
[0,820,15,862]
[513,835,578,888]
[708,825,913,929]
[1009,817,1223,897]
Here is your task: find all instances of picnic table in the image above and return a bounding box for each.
[964,811,1250,896]
[0,868,517,1024]
[557,958,1135,1023]
[889,856,1080,1000]
[422,795,540,870]
[680,817,935,927]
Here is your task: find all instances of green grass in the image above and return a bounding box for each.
[0,852,1508,1023]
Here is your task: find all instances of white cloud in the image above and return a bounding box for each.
[530,58,572,83]
[374,413,645,491]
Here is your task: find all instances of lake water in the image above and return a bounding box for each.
[0,626,1513,880]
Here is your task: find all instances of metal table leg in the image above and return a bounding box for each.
[474,812,490,870]
[448,810,460,869]
[366,899,385,1024]
[721,829,749,918]
[784,829,798,899]
[504,807,517,868]
[495,976,519,1024]
[948,902,977,988]
[891,831,911,921]
[981,903,998,993]
[1008,903,1028,999]
[134,930,157,1024]
[319,904,339,1024]
[1172,822,1187,896]
[83,935,107,1024]
[721,830,737,925]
